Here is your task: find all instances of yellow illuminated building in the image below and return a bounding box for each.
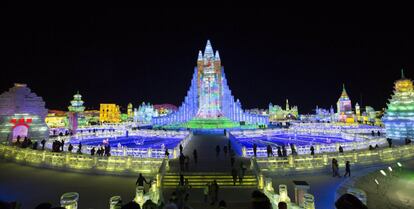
[99,104,121,123]
[45,110,67,128]
[127,103,133,119]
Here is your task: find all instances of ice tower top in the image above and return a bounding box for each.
[395,69,413,92]
[340,84,349,99]
[203,40,214,59]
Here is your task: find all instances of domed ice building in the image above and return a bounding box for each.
[0,83,49,142]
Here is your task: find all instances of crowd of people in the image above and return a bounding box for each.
[10,134,117,157]
[253,143,290,158]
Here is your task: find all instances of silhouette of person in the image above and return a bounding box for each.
[193,149,198,164]
[165,148,170,159]
[277,146,282,157]
[253,144,257,157]
[310,146,315,155]
[179,174,185,186]
[216,145,220,157]
[136,173,148,186]
[179,144,183,154]
[210,180,219,205]
[339,146,344,153]
[77,142,82,154]
[223,146,228,156]
[344,161,351,177]
[230,155,235,167]
[41,139,46,150]
[179,153,185,171]
[68,143,73,152]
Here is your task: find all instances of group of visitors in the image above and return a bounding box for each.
[230,161,247,186]
[216,140,232,157]
[371,130,381,137]
[90,144,111,156]
[332,158,351,177]
[253,143,290,158]
[368,144,380,150]
[203,180,220,205]
[12,135,38,149]
[51,139,65,152]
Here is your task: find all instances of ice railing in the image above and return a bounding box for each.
[231,125,386,157]
[46,130,191,159]
[256,143,414,172]
[0,143,163,174]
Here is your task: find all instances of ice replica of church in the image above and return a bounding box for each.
[152,40,268,128]
[0,83,49,141]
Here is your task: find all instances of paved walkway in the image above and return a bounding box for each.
[163,135,256,208]
[169,135,250,173]
[0,160,138,209]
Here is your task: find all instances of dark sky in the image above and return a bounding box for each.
[1,7,413,113]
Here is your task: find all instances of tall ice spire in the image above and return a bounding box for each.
[286,99,290,110]
[197,50,203,61]
[341,84,349,98]
[214,50,220,61]
[204,40,214,59]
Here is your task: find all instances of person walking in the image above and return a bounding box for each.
[282,145,287,157]
[230,154,235,167]
[338,145,344,153]
[179,174,185,186]
[179,153,185,171]
[203,183,210,203]
[266,145,271,157]
[240,161,246,177]
[77,142,82,154]
[179,144,183,154]
[184,155,190,171]
[68,143,73,152]
[210,180,219,205]
[41,139,46,150]
[238,167,244,184]
[310,146,315,155]
[216,145,221,157]
[387,138,393,148]
[136,173,148,186]
[344,161,351,177]
[61,139,65,152]
[90,147,96,155]
[223,145,228,156]
[231,167,238,186]
[165,148,170,159]
[253,143,257,157]
[277,146,282,157]
[193,149,198,164]
[218,200,227,209]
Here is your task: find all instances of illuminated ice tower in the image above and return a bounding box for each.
[68,91,85,133]
[383,70,414,140]
[152,40,268,127]
[336,84,354,123]
[196,40,222,118]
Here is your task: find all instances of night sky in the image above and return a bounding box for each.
[1,8,413,113]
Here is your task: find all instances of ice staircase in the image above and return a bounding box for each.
[162,172,258,188]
